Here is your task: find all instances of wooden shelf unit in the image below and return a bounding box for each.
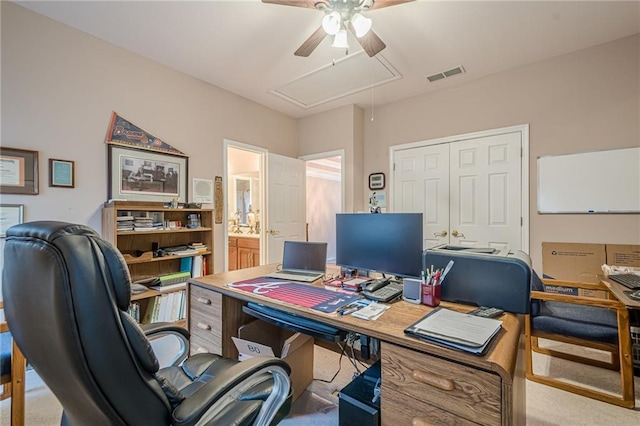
[102,201,214,325]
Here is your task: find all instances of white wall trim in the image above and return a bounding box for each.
[389,124,530,254]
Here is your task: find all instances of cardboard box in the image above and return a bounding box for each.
[233,320,314,402]
[542,242,606,284]
[606,244,640,268]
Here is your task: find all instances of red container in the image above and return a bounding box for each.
[421,283,441,307]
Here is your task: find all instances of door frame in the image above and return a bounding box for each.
[223,139,268,271]
[388,124,530,254]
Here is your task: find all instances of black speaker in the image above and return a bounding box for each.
[402,278,422,304]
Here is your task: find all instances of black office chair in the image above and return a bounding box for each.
[2,221,292,425]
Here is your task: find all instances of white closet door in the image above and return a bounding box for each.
[449,132,522,249]
[392,131,523,251]
[393,143,450,249]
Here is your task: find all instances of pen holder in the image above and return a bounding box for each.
[422,283,441,307]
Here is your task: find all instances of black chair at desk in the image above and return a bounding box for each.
[2,221,293,425]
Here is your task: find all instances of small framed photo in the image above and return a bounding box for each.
[49,159,75,188]
[0,204,24,238]
[0,147,39,195]
[368,172,385,190]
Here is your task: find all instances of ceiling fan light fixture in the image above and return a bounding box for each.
[322,11,341,35]
[351,13,372,38]
[332,29,349,49]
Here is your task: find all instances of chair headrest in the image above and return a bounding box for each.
[6,221,132,310]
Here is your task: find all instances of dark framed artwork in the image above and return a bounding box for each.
[0,204,24,237]
[49,159,75,188]
[0,147,39,195]
[368,172,385,190]
[108,145,188,203]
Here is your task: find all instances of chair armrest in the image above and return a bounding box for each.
[531,290,625,310]
[142,323,190,367]
[172,357,291,426]
[141,322,190,340]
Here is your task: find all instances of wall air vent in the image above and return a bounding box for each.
[426,65,466,83]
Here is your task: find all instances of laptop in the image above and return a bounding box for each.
[266,241,327,282]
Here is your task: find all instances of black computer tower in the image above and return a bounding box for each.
[338,361,381,426]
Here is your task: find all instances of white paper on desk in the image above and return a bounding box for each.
[409,308,501,347]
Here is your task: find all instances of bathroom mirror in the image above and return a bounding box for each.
[234,177,251,225]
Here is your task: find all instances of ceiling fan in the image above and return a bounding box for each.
[262,0,415,57]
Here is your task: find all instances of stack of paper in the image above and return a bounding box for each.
[404,307,502,355]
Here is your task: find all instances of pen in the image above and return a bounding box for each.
[340,305,363,316]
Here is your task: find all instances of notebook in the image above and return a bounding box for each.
[266,241,327,282]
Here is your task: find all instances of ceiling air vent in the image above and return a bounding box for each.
[427,65,466,83]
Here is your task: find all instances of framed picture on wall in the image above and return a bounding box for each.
[49,159,75,188]
[368,172,385,190]
[0,147,39,195]
[0,204,24,238]
[108,145,188,203]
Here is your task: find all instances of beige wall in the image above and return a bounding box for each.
[362,34,640,272]
[1,2,297,274]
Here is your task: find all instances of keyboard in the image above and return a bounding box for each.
[608,273,640,289]
[280,270,320,277]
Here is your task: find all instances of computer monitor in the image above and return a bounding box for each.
[336,213,423,278]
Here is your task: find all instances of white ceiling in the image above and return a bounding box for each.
[15,0,640,119]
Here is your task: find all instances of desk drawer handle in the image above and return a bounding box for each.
[196,297,212,305]
[412,369,455,391]
[197,322,212,331]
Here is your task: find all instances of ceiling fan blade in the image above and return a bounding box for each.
[368,0,416,10]
[351,27,386,57]
[294,26,328,57]
[261,0,329,9]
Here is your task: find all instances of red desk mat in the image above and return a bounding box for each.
[227,277,360,313]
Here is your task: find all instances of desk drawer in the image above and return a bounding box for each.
[190,334,218,356]
[190,285,221,319]
[190,310,221,346]
[382,387,480,426]
[381,342,501,425]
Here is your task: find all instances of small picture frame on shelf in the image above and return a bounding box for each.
[49,158,75,188]
[368,172,385,190]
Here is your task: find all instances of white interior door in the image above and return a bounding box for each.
[266,153,306,264]
[449,132,522,249]
[393,144,450,249]
[392,130,523,251]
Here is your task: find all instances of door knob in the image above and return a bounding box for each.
[433,230,448,237]
[451,230,465,238]
[267,229,280,236]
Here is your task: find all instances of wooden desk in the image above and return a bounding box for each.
[601,278,640,309]
[189,265,526,425]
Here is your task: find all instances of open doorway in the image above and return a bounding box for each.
[302,151,344,263]
[224,141,266,271]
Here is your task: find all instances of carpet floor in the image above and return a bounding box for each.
[1,341,639,425]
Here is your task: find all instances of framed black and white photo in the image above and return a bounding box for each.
[49,158,75,188]
[0,204,24,237]
[368,172,385,190]
[108,145,188,203]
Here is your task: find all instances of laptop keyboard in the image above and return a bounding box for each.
[280,270,321,277]
[608,273,640,289]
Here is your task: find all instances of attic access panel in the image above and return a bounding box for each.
[271,52,401,109]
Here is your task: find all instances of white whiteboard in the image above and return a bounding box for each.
[537,147,640,213]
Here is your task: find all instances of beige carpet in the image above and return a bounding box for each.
[1,342,639,425]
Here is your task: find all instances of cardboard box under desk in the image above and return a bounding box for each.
[233,319,314,402]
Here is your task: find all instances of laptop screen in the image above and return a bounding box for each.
[282,241,327,272]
